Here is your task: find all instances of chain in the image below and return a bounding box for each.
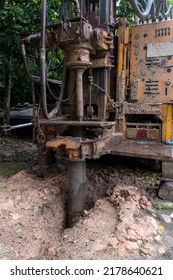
[36,128,45,144]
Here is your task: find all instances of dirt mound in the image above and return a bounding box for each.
[109,185,158,257]
[51,185,172,260]
[0,137,173,260]
[0,171,67,260]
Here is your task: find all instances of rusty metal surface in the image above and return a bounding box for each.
[111,140,173,161]
[130,20,173,103]
[91,58,114,68]
[66,49,92,69]
[124,103,162,115]
[83,11,99,28]
[46,136,81,150]
[126,122,161,141]
[75,69,85,121]
[68,160,86,227]
[147,41,173,58]
[23,0,115,126]
[39,120,116,127]
[46,132,122,160]
[55,20,92,46]
[116,18,129,136]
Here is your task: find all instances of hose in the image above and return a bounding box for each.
[129,0,154,20]
[129,0,172,21]
[21,42,40,83]
[40,0,68,119]
[156,0,172,19]
[47,58,74,119]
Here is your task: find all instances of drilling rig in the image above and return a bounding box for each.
[22,0,173,226]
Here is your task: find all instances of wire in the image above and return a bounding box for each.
[21,42,40,83]
[46,79,75,103]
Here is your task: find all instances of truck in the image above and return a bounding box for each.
[22,0,173,226]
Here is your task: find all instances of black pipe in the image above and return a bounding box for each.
[47,56,68,118]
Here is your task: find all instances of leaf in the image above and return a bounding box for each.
[18,221,25,228]
[157,225,165,231]
[0,249,9,255]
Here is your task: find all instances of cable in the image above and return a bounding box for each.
[46,79,75,103]
[21,42,40,83]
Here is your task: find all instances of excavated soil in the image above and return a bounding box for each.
[0,135,173,260]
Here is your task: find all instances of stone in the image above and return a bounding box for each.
[108,236,119,249]
[161,214,172,224]
[125,241,139,252]
[158,182,173,202]
[139,247,155,257]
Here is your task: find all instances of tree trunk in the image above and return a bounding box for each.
[3,69,12,125]
[0,0,5,9]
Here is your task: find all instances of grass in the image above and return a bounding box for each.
[0,159,37,176]
[18,221,25,228]
[0,133,8,144]
[0,162,30,176]
[142,172,160,183]
[0,134,37,176]
[139,240,148,248]
[153,203,173,211]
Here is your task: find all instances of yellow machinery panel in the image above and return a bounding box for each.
[130,20,173,103]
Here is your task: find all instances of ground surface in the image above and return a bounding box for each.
[0,135,173,260]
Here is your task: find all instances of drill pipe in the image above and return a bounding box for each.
[68,160,87,227]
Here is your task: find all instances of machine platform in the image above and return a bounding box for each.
[112,140,173,161]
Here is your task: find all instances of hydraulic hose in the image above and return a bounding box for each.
[46,44,57,74]
[40,0,68,119]
[129,0,172,21]
[156,0,172,19]
[21,42,40,83]
[129,0,154,20]
[23,0,82,119]
[47,56,67,119]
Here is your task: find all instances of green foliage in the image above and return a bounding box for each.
[0,0,63,109]
[168,0,173,5]
[47,0,61,21]
[153,203,173,211]
[116,0,134,23]
[0,1,41,108]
